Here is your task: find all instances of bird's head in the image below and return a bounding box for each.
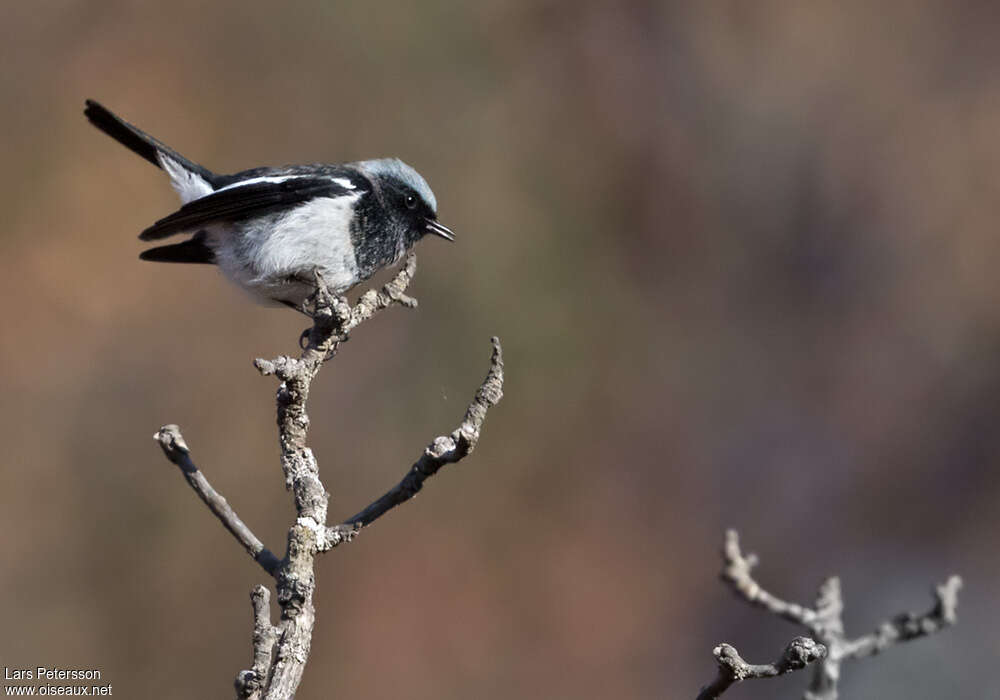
[355,158,454,251]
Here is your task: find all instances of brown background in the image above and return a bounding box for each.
[1,2,998,698]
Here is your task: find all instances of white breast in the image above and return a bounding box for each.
[209,194,362,305]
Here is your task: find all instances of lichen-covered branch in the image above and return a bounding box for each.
[715,530,961,700]
[250,255,426,699]
[151,254,504,700]
[153,426,281,576]
[696,637,826,700]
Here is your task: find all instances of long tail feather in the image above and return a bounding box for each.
[84,99,217,185]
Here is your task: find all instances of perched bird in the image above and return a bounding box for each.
[84,99,454,309]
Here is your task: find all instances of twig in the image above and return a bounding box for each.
[720,530,816,626]
[323,336,504,548]
[716,530,961,700]
[837,575,962,660]
[153,425,281,576]
[235,586,278,700]
[696,637,826,700]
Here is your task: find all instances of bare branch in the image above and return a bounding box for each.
[153,254,502,699]
[716,530,961,700]
[720,530,816,626]
[333,252,419,333]
[153,425,281,577]
[253,253,419,384]
[838,576,962,660]
[696,637,826,700]
[322,336,505,549]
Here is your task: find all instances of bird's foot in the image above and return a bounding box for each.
[299,326,350,356]
[308,268,336,314]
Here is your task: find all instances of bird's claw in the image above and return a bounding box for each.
[323,333,350,360]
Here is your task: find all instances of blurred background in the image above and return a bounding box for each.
[1,1,998,698]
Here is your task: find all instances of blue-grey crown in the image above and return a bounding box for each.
[355,158,437,214]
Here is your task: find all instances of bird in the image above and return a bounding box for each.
[84,99,454,310]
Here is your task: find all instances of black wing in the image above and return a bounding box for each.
[139,176,358,240]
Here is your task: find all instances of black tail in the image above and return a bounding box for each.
[84,99,217,184]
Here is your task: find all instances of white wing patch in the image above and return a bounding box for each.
[214,174,357,193]
[214,175,303,192]
[157,153,213,203]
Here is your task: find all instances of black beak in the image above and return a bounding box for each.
[425,219,456,241]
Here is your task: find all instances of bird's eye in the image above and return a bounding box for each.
[405,194,417,209]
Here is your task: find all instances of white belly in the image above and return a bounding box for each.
[208,194,362,305]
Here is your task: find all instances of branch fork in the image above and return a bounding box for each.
[151,254,504,699]
[699,529,961,700]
